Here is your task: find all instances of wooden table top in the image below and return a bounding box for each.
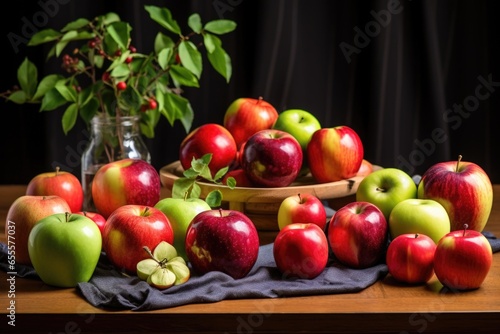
[1,185,499,333]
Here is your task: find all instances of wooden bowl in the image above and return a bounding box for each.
[160,161,381,244]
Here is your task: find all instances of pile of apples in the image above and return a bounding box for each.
[179,96,368,188]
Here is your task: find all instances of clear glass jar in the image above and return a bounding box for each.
[81,115,151,211]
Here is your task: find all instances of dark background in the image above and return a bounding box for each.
[1,0,499,184]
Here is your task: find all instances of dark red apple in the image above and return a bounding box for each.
[241,129,303,187]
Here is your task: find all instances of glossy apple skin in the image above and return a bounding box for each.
[307,126,364,183]
[26,168,84,212]
[241,129,303,187]
[386,233,437,284]
[154,197,211,261]
[417,159,493,232]
[179,123,237,178]
[389,198,450,244]
[74,211,106,236]
[28,212,102,287]
[5,195,71,265]
[277,193,327,231]
[356,168,417,221]
[222,168,254,187]
[103,205,174,273]
[223,97,279,149]
[357,159,373,176]
[272,109,322,173]
[273,223,329,279]
[91,158,161,218]
[328,201,387,269]
[434,229,493,290]
[185,209,260,279]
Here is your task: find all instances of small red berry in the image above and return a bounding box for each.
[148,98,158,110]
[116,82,127,91]
[175,54,181,64]
[102,72,110,82]
[125,57,133,64]
[88,40,96,48]
[129,45,137,53]
[114,49,122,57]
[140,105,148,112]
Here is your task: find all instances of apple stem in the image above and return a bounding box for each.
[463,223,468,237]
[415,233,419,239]
[297,193,302,203]
[376,187,386,193]
[143,246,161,265]
[65,212,70,222]
[456,155,462,173]
[219,208,223,217]
[55,166,60,176]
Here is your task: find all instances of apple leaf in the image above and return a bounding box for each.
[205,190,223,208]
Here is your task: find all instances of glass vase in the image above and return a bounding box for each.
[81,115,151,211]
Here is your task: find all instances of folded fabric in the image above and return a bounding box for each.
[2,232,499,312]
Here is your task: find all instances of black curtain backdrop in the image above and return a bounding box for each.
[1,0,499,185]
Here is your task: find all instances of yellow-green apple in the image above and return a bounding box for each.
[91,158,161,218]
[272,108,322,174]
[307,125,364,183]
[5,195,71,265]
[328,201,387,268]
[356,168,417,221]
[223,96,279,149]
[74,211,106,236]
[357,159,373,176]
[185,209,260,279]
[28,212,102,288]
[154,197,211,261]
[179,123,237,178]
[103,205,174,273]
[273,223,329,279]
[277,193,327,231]
[385,233,437,284]
[417,155,493,232]
[388,198,450,244]
[26,166,83,212]
[241,129,303,187]
[434,225,493,290]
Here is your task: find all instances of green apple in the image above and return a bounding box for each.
[388,198,451,244]
[356,168,417,220]
[272,109,321,174]
[28,212,102,288]
[154,197,211,260]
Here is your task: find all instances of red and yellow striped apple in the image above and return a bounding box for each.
[307,126,364,183]
[277,193,327,231]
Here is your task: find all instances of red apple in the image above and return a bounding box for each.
[241,129,303,187]
[26,166,84,212]
[223,96,279,149]
[273,223,329,279]
[357,159,373,176]
[179,123,237,178]
[102,204,174,273]
[185,209,260,279]
[4,195,71,265]
[386,233,437,284]
[417,155,493,232]
[74,211,106,235]
[221,168,254,187]
[328,201,387,268]
[91,158,161,218]
[277,193,327,231]
[307,126,364,183]
[433,224,493,290]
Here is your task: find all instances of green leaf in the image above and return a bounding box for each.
[17,58,38,99]
[33,75,64,101]
[107,21,132,50]
[170,65,199,88]
[203,33,216,53]
[28,29,62,46]
[55,82,77,102]
[153,32,175,54]
[188,14,202,33]
[101,12,121,25]
[204,20,237,35]
[79,97,99,124]
[110,63,130,78]
[62,103,78,135]
[172,177,196,199]
[60,30,78,42]
[162,92,194,133]
[179,40,202,79]
[206,44,232,82]
[61,18,91,32]
[158,48,173,70]
[205,190,223,208]
[189,183,202,199]
[214,166,229,182]
[225,177,237,189]
[55,40,70,57]
[40,88,67,111]
[118,85,143,112]
[7,90,27,104]
[145,5,181,35]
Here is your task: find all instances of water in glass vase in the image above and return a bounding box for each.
[81,115,151,211]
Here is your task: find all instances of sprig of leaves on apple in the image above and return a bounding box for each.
[172,153,236,208]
